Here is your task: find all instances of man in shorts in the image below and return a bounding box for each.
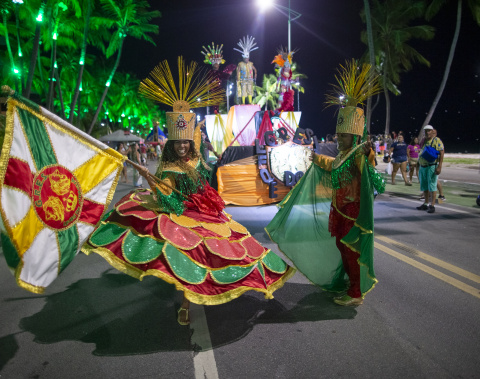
[416,125,444,213]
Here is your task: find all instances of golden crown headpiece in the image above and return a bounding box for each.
[139,57,225,140]
[324,59,381,136]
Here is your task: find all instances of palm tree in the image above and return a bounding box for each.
[420,0,480,133]
[24,0,45,99]
[362,0,376,132]
[87,0,161,135]
[1,2,20,91]
[254,74,279,111]
[69,0,92,123]
[365,0,434,135]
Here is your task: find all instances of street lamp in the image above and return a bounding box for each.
[258,0,302,52]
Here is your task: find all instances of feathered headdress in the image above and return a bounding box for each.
[139,57,225,140]
[201,42,225,65]
[324,59,381,136]
[271,46,295,67]
[233,35,258,59]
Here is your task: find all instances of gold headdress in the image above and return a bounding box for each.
[325,59,381,136]
[139,57,225,140]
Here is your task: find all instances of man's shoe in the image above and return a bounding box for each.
[438,195,446,201]
[427,205,435,213]
[334,295,363,306]
[405,182,412,186]
[416,203,428,210]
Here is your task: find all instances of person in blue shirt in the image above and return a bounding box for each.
[388,134,412,185]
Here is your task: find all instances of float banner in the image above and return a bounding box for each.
[0,97,125,293]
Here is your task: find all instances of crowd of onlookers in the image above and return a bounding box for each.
[370,128,445,213]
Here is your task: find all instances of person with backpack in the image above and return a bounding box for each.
[416,125,444,213]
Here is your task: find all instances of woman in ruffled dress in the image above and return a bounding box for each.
[82,58,295,325]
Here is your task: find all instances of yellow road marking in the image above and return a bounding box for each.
[376,235,480,284]
[374,241,480,300]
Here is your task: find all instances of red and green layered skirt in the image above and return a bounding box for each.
[82,188,295,305]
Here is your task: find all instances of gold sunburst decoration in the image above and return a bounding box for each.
[139,56,225,111]
[324,59,381,108]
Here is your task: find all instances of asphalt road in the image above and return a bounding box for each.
[1,160,480,378]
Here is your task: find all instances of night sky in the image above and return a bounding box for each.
[120,0,480,153]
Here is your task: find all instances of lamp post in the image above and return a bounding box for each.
[294,80,300,111]
[259,0,302,52]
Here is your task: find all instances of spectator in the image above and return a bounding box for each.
[140,144,147,166]
[407,137,421,183]
[416,125,444,213]
[118,143,130,183]
[389,134,412,185]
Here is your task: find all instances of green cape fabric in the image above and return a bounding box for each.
[266,155,377,296]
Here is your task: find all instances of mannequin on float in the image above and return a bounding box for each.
[234,35,258,105]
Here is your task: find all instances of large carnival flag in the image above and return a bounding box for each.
[0,94,125,293]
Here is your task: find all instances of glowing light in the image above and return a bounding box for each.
[54,61,57,68]
[257,0,274,11]
[12,0,24,4]
[13,67,19,74]
[36,13,43,22]
[105,111,109,115]
[53,32,57,40]
[79,59,84,65]
[79,82,83,91]
[121,113,125,117]
[105,81,111,87]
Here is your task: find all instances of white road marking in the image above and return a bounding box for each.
[190,303,219,379]
[385,194,480,216]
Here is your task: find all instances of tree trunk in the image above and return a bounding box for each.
[69,0,91,123]
[87,41,124,135]
[2,12,19,92]
[37,50,46,99]
[420,0,462,137]
[54,69,65,119]
[24,20,42,98]
[384,87,391,136]
[363,0,376,133]
[47,39,57,110]
[15,4,25,93]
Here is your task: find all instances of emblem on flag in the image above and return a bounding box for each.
[0,96,125,293]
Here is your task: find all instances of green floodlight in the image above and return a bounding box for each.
[12,0,24,4]
[18,49,22,57]
[121,113,125,117]
[53,32,57,40]
[105,111,109,115]
[54,61,57,68]
[13,67,19,74]
[79,82,83,91]
[128,116,131,120]
[79,60,84,65]
[105,81,111,87]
